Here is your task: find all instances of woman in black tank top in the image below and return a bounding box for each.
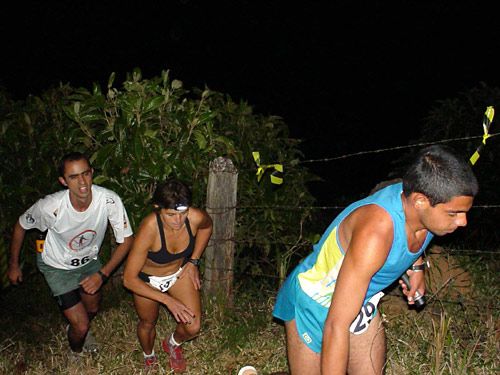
[123,179,213,372]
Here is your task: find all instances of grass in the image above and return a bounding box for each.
[0,270,287,374]
[382,248,499,374]
[0,249,498,374]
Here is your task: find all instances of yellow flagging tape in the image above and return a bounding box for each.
[252,151,283,185]
[470,106,494,165]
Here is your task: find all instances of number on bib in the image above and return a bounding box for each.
[349,291,384,335]
[70,256,91,267]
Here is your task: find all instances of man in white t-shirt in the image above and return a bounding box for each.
[8,152,134,355]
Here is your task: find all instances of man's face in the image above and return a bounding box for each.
[419,195,474,236]
[58,159,93,202]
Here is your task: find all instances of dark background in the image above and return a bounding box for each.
[1,1,499,203]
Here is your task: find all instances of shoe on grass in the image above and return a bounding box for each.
[65,324,99,353]
[162,338,186,373]
[68,350,84,366]
[83,330,99,353]
[144,354,158,372]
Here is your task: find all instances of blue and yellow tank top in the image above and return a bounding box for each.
[297,182,433,308]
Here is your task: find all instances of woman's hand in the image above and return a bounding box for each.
[164,295,196,324]
[180,262,201,290]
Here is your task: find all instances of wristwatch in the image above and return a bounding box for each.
[187,258,201,267]
[97,270,109,282]
[411,262,427,272]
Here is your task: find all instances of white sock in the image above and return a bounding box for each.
[143,350,155,358]
[169,333,182,347]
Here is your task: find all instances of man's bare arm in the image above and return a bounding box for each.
[321,205,393,374]
[8,220,26,284]
[79,235,133,294]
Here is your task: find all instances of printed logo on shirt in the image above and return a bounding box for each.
[302,332,312,344]
[69,230,97,251]
[123,214,128,228]
[25,213,35,225]
[106,197,115,205]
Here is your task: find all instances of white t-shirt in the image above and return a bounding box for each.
[19,185,133,270]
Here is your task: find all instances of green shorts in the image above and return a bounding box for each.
[36,254,102,297]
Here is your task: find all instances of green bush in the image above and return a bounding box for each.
[0,68,317,281]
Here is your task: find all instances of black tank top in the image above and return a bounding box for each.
[147,212,195,264]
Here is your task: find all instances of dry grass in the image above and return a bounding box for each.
[0,273,287,374]
[0,250,498,374]
[382,248,499,374]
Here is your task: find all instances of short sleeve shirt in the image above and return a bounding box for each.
[19,185,133,270]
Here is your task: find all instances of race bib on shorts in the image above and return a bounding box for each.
[148,268,182,292]
[349,291,384,335]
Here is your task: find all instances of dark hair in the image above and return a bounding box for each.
[403,145,478,206]
[58,152,91,177]
[152,179,192,210]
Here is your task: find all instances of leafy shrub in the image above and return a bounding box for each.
[0,68,317,281]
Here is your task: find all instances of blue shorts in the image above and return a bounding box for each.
[273,267,326,353]
[274,268,383,353]
[273,268,299,322]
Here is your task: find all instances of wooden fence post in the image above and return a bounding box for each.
[203,157,238,303]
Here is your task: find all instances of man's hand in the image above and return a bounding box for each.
[9,221,27,285]
[7,264,23,285]
[79,272,104,294]
[400,270,425,304]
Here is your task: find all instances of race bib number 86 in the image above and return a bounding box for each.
[69,256,91,267]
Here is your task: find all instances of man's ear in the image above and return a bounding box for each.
[58,176,67,187]
[413,193,430,209]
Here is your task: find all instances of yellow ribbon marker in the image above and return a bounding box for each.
[252,151,284,185]
[470,106,494,165]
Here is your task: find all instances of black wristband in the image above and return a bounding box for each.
[187,258,201,267]
[97,270,109,282]
[411,263,426,272]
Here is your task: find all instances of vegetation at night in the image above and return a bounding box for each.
[0,72,498,374]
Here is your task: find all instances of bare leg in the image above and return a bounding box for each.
[348,314,386,375]
[80,289,101,320]
[167,275,202,343]
[133,293,160,355]
[64,291,101,352]
[284,319,320,375]
[63,302,90,352]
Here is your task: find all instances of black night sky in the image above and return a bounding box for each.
[2,1,499,202]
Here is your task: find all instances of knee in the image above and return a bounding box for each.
[138,318,157,332]
[69,320,90,337]
[182,317,201,338]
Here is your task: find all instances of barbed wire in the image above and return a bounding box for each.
[437,249,499,254]
[296,132,500,164]
[206,234,500,255]
[205,204,500,214]
[202,133,500,217]
[232,133,500,175]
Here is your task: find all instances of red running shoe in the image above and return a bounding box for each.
[162,338,187,373]
[144,355,158,372]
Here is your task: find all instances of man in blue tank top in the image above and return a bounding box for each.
[273,145,478,374]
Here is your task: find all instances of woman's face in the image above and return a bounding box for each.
[161,208,189,230]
